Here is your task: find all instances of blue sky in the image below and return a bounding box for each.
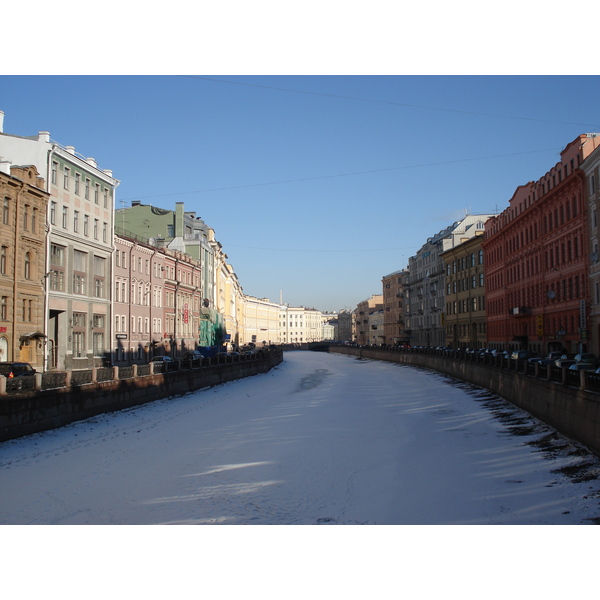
[1,75,600,311]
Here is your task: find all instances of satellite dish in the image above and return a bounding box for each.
[547,290,556,299]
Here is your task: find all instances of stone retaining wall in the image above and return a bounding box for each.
[330,346,600,457]
[0,351,283,442]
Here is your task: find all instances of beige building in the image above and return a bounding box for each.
[382,270,408,345]
[0,164,49,368]
[354,294,384,345]
[242,296,280,347]
[441,233,487,349]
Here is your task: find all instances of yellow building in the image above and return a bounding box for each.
[242,296,280,347]
[441,233,487,349]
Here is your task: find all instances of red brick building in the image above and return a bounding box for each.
[483,134,600,356]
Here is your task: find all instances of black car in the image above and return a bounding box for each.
[183,351,204,360]
[0,362,37,377]
[149,356,174,363]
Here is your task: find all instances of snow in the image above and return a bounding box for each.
[1,351,598,596]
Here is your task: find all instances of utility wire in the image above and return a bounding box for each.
[180,75,600,128]
[120,147,561,202]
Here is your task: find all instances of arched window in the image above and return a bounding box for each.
[24,252,31,279]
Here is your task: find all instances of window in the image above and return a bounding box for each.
[95,184,99,204]
[63,167,70,190]
[93,256,106,298]
[72,312,86,358]
[1,296,7,320]
[23,204,29,230]
[50,201,56,225]
[51,162,58,184]
[72,331,85,358]
[94,219,98,239]
[49,244,66,291]
[74,173,80,195]
[102,222,107,243]
[84,214,89,236]
[22,299,33,322]
[62,206,68,229]
[32,207,37,233]
[3,198,9,225]
[73,210,79,232]
[478,249,484,265]
[0,246,6,275]
[24,252,31,280]
[85,178,90,200]
[92,315,105,357]
[73,250,87,294]
[103,188,108,208]
[93,331,104,357]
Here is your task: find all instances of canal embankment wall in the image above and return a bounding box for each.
[330,346,600,457]
[0,351,283,443]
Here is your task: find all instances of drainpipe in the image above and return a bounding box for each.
[12,180,25,360]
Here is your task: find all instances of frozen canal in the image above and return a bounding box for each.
[1,350,600,526]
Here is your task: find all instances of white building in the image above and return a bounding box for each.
[278,306,324,344]
[0,111,119,370]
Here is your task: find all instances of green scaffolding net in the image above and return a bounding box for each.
[199,308,226,347]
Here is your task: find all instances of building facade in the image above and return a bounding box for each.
[0,114,119,370]
[581,142,600,356]
[336,310,355,342]
[405,215,493,348]
[354,295,384,345]
[0,164,49,368]
[441,233,487,349]
[382,269,408,345]
[242,296,280,347]
[278,305,324,345]
[483,134,600,356]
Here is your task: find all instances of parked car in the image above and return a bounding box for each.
[0,362,37,378]
[150,355,174,363]
[555,359,577,368]
[547,351,564,361]
[510,350,538,361]
[574,353,598,368]
[183,350,204,360]
[527,356,545,364]
[536,358,555,366]
[568,363,596,371]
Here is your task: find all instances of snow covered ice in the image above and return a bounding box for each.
[1,350,599,525]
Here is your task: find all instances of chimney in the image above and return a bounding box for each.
[65,146,75,154]
[131,200,141,206]
[0,110,4,133]
[38,131,50,143]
